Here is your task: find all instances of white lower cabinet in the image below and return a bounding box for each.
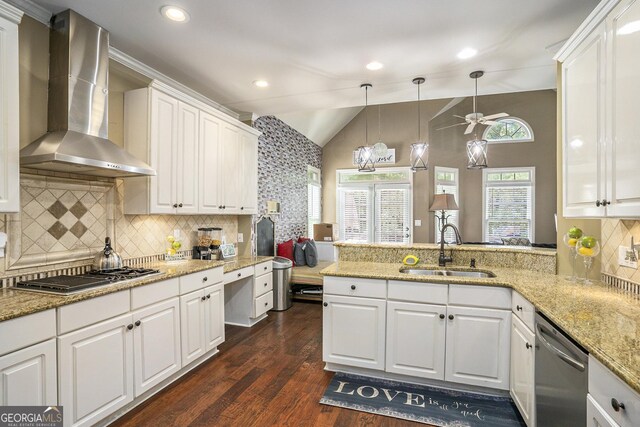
[0,339,57,406]
[385,301,446,380]
[444,306,511,390]
[132,298,181,396]
[58,313,134,427]
[510,315,536,426]
[588,394,620,427]
[204,284,225,351]
[181,285,225,366]
[322,294,386,370]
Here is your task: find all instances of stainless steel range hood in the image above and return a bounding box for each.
[20,10,155,177]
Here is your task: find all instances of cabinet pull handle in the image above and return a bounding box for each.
[201,296,206,301]
[203,277,208,282]
[448,314,454,320]
[178,203,183,208]
[207,294,211,299]
[611,398,625,412]
[526,342,532,349]
[516,305,523,311]
[173,203,178,208]
[439,314,445,319]
[135,320,141,327]
[127,324,134,330]
[350,285,356,290]
[323,302,328,307]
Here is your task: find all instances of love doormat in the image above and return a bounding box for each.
[320,372,525,426]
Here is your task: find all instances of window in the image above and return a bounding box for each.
[307,166,321,239]
[482,117,534,143]
[483,167,535,243]
[337,168,412,244]
[434,166,459,243]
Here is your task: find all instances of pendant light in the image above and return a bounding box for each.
[410,77,428,171]
[372,104,388,158]
[466,71,488,169]
[356,83,375,172]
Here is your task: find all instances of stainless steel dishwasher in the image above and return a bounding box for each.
[535,312,589,426]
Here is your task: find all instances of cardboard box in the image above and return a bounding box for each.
[313,223,338,242]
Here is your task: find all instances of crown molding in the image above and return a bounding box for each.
[0,0,25,24]
[3,0,47,25]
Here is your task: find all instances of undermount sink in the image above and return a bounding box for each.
[400,268,496,278]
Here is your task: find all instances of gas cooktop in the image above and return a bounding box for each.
[15,267,161,295]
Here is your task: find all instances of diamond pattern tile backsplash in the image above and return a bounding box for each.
[601,218,640,284]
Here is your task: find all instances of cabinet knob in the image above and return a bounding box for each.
[135,320,141,327]
[203,277,208,282]
[241,207,244,210]
[439,314,445,319]
[611,398,625,412]
[237,272,242,277]
[596,199,611,207]
[265,302,268,306]
[264,266,268,270]
[350,285,356,290]
[516,305,523,311]
[218,205,223,209]
[178,203,183,208]
[173,203,178,208]
[526,342,532,349]
[323,302,328,307]
[448,314,454,320]
[201,296,206,301]
[264,283,268,287]
[207,294,211,299]
[222,205,226,209]
[127,324,134,330]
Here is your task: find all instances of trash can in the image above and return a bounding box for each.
[272,256,293,311]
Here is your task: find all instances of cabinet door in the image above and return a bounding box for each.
[199,112,223,213]
[58,313,134,427]
[180,291,206,366]
[587,394,620,427]
[176,102,199,214]
[132,298,181,397]
[606,0,640,217]
[0,339,57,406]
[0,14,19,213]
[562,22,607,217]
[445,306,511,390]
[386,301,446,380]
[220,123,240,212]
[239,131,258,214]
[204,283,225,351]
[149,89,179,214]
[510,316,536,427]
[322,295,386,370]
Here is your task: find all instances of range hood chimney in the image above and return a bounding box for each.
[20,10,155,177]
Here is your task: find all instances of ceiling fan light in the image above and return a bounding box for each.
[356,146,376,172]
[467,138,488,169]
[410,142,429,171]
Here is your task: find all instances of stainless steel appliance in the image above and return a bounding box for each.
[92,237,123,270]
[272,256,293,311]
[20,10,155,177]
[535,312,588,426]
[16,267,160,295]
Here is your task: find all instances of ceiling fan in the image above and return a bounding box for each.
[438,71,509,135]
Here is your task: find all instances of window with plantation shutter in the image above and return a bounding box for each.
[434,167,459,243]
[307,166,321,238]
[375,186,411,244]
[339,187,372,242]
[483,167,535,243]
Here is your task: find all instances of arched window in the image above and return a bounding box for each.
[482,117,534,143]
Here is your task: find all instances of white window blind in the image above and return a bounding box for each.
[434,167,459,243]
[339,188,371,242]
[483,168,535,243]
[375,187,411,244]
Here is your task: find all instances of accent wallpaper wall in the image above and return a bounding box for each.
[254,116,322,243]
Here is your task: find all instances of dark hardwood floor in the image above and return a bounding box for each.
[112,302,425,427]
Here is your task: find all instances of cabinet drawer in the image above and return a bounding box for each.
[180,268,223,294]
[254,291,273,318]
[58,291,130,335]
[589,355,640,427]
[255,260,272,276]
[131,278,179,310]
[512,291,535,331]
[224,266,254,284]
[0,309,56,356]
[449,285,511,309]
[254,273,273,298]
[324,276,386,299]
[388,280,448,304]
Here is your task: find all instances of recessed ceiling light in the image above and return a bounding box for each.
[457,47,477,59]
[160,5,190,23]
[366,61,384,71]
[253,80,269,88]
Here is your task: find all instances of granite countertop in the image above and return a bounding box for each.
[321,261,640,395]
[0,256,273,323]
[332,241,557,256]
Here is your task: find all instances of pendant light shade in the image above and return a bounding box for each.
[411,77,428,172]
[357,83,375,172]
[467,137,488,169]
[372,104,388,157]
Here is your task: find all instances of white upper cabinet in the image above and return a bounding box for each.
[559,0,640,218]
[124,85,260,215]
[0,4,21,213]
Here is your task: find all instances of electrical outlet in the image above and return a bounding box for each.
[414,220,422,227]
[618,246,638,268]
[237,233,244,243]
